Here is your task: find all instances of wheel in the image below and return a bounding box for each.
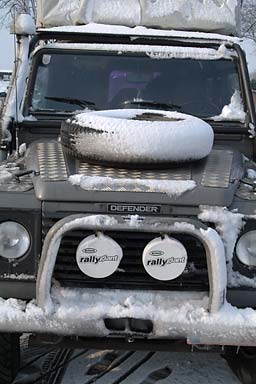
[0,333,20,384]
[224,346,256,384]
[61,109,214,165]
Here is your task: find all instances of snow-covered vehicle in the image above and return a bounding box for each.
[1,1,256,382]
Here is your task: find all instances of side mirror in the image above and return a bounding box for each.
[10,14,36,36]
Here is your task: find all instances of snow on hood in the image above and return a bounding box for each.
[69,174,196,198]
[211,90,246,122]
[70,109,214,163]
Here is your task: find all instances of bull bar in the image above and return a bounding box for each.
[1,215,256,346]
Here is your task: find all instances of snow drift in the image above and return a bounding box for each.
[37,0,241,35]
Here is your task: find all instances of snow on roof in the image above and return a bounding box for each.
[40,41,236,61]
[38,23,239,43]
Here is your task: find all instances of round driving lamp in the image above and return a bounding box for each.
[0,221,30,259]
[236,230,256,267]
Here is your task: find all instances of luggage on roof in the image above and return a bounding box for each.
[37,0,241,35]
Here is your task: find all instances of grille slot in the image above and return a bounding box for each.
[43,217,209,291]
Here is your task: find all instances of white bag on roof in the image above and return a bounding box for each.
[37,0,241,35]
[140,0,240,34]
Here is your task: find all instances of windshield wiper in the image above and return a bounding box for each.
[45,96,97,109]
[123,99,182,111]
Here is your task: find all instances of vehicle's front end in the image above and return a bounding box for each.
[1,23,256,382]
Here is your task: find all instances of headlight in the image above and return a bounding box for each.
[236,230,256,267]
[0,222,30,259]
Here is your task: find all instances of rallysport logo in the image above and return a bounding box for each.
[79,254,118,264]
[147,256,186,267]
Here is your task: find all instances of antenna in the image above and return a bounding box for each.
[13,7,20,158]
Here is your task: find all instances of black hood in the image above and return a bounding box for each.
[25,140,244,207]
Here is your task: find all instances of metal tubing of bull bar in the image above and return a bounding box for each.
[37,215,226,314]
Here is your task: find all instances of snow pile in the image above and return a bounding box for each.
[69,109,214,163]
[69,174,196,197]
[199,206,245,264]
[211,90,246,122]
[198,206,256,288]
[62,351,240,384]
[37,0,241,35]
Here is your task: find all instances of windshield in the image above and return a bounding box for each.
[29,50,243,120]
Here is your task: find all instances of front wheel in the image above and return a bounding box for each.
[0,333,20,384]
[225,347,256,384]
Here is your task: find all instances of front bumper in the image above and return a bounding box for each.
[1,214,256,346]
[1,287,256,346]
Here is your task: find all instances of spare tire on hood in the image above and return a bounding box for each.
[61,109,214,165]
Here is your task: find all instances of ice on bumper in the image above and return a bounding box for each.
[1,288,256,346]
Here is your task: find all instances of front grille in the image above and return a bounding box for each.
[43,216,209,291]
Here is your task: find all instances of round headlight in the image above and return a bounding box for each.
[236,230,256,267]
[0,222,30,259]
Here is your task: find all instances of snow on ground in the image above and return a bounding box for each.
[16,344,241,384]
[61,350,240,384]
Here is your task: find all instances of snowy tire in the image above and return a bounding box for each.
[61,109,213,165]
[0,333,20,384]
